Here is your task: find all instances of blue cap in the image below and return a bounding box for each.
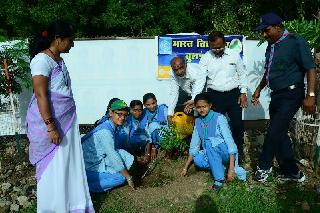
[255,12,282,30]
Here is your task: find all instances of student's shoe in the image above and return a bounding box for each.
[211,185,223,193]
[253,166,272,182]
[278,170,306,183]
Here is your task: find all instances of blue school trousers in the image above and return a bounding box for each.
[193,142,246,186]
[86,170,126,192]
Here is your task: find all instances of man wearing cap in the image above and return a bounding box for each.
[199,31,248,162]
[252,12,317,182]
[81,99,136,192]
[168,56,206,123]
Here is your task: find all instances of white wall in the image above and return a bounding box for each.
[63,38,269,124]
[63,38,171,124]
[243,40,270,120]
[1,38,270,136]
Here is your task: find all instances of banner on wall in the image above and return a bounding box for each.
[157,34,245,79]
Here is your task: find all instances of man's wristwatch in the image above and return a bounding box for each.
[308,92,316,97]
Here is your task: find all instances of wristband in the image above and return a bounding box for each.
[126,176,133,182]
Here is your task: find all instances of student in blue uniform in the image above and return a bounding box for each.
[180,92,246,191]
[94,97,120,127]
[140,93,168,159]
[125,100,152,163]
[81,100,135,192]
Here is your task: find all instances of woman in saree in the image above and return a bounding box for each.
[26,20,94,212]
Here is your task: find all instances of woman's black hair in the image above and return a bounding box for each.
[194,92,211,105]
[29,20,74,59]
[130,100,143,108]
[143,93,157,104]
[106,98,120,114]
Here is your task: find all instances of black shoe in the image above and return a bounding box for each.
[253,166,272,182]
[278,171,306,183]
[211,185,223,193]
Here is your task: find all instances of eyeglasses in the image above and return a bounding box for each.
[172,64,185,72]
[114,111,128,118]
[211,47,224,52]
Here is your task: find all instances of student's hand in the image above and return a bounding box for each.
[302,96,316,114]
[238,93,248,108]
[227,169,235,182]
[180,168,187,177]
[251,89,261,106]
[127,179,135,190]
[143,154,151,164]
[151,147,157,160]
[48,128,61,145]
[183,100,194,114]
[183,100,194,106]
[168,115,173,125]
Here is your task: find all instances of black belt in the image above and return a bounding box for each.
[271,83,304,95]
[207,87,239,93]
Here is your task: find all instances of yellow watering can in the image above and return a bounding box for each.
[172,112,194,139]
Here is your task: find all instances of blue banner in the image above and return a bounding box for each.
[157,34,244,79]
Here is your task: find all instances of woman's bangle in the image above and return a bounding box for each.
[126,176,133,182]
[44,117,55,125]
[146,153,151,156]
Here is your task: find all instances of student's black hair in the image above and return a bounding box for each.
[143,93,157,104]
[130,100,143,108]
[28,20,74,59]
[208,31,225,43]
[106,98,120,114]
[194,92,211,105]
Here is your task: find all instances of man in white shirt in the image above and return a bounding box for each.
[167,56,206,123]
[199,31,248,162]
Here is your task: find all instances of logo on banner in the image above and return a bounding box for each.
[159,37,172,54]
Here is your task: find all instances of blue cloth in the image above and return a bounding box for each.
[190,110,238,156]
[140,104,168,147]
[265,33,316,91]
[86,170,126,192]
[81,120,134,174]
[95,114,110,127]
[117,115,152,153]
[193,143,246,186]
[259,87,303,175]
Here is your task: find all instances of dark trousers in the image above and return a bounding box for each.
[259,87,304,175]
[174,87,192,113]
[207,88,244,156]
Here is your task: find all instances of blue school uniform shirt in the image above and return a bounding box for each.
[126,115,152,144]
[189,110,238,157]
[81,120,134,174]
[140,104,168,133]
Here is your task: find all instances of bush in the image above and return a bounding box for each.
[159,125,189,155]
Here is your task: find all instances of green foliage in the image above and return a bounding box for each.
[285,19,320,51]
[0,40,31,95]
[0,0,319,38]
[159,125,189,154]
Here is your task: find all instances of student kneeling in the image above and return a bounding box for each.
[82,100,135,192]
[181,93,246,191]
